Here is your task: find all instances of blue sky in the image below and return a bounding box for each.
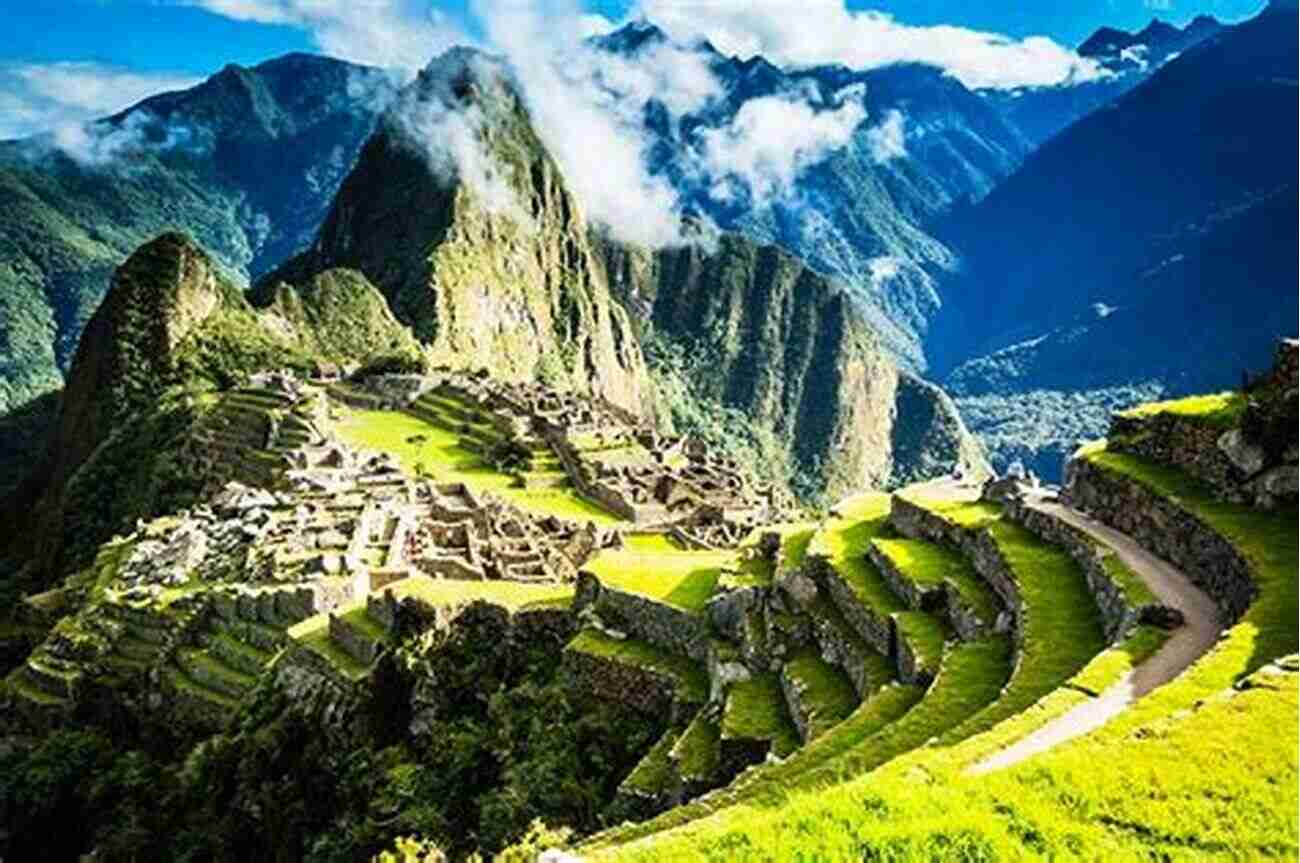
[0,0,1268,138]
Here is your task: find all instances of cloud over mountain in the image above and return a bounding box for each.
[634,0,1109,89]
[0,62,200,139]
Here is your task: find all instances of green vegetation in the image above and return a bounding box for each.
[721,673,800,758]
[620,727,680,795]
[872,536,1000,622]
[808,494,905,616]
[585,545,732,616]
[892,611,948,676]
[781,651,859,740]
[567,630,708,704]
[912,500,1107,743]
[595,449,1298,861]
[671,712,721,781]
[333,408,624,525]
[386,577,573,613]
[1117,390,1247,428]
[588,637,1010,854]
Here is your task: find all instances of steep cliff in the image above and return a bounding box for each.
[602,235,989,498]
[263,49,647,414]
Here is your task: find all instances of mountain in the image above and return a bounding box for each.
[591,25,1032,368]
[267,47,988,499]
[1078,15,1225,71]
[259,49,648,414]
[0,53,393,419]
[932,4,1298,476]
[601,234,989,497]
[982,13,1225,151]
[6,231,420,581]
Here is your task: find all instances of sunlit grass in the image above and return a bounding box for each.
[332,408,625,525]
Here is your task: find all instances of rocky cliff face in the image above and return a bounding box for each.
[602,234,989,496]
[265,49,647,414]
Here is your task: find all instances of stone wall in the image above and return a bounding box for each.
[1003,499,1159,641]
[807,557,892,657]
[810,613,875,699]
[1108,340,1298,510]
[888,498,1022,636]
[574,572,712,662]
[561,646,698,724]
[864,544,992,641]
[1066,457,1253,624]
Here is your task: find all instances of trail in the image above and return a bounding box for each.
[969,495,1221,774]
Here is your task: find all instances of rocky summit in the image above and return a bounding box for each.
[0,5,1295,863]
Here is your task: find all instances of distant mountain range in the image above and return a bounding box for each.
[0,53,391,421]
[0,3,1292,493]
[933,0,1298,476]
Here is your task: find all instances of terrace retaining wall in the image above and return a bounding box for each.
[1065,457,1255,625]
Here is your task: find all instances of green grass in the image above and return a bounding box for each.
[871,536,1000,622]
[913,504,1107,745]
[1117,390,1247,428]
[1068,623,1167,694]
[672,711,721,781]
[339,606,390,644]
[332,408,625,525]
[722,672,801,758]
[808,494,905,616]
[293,623,371,680]
[588,637,1011,856]
[568,630,708,704]
[376,576,573,613]
[621,726,681,795]
[1100,552,1159,609]
[782,651,859,740]
[585,545,734,616]
[595,448,1299,861]
[892,611,949,676]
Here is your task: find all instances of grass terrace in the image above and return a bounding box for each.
[672,712,721,782]
[1116,390,1247,429]
[721,672,801,758]
[781,650,859,740]
[597,447,1298,861]
[871,536,1000,623]
[384,576,574,613]
[332,408,625,525]
[585,537,733,616]
[902,498,1107,743]
[587,636,1012,855]
[808,494,905,618]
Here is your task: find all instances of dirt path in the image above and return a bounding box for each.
[969,496,1221,774]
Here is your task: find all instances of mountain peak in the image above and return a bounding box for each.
[590,20,669,55]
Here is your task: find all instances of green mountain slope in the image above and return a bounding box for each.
[0,53,392,419]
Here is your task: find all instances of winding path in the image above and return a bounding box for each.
[969,494,1221,774]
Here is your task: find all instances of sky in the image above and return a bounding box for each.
[0,0,1269,139]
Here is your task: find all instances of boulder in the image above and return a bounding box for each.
[775,570,819,612]
[1216,429,1266,476]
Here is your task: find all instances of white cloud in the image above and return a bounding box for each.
[183,0,470,70]
[386,52,532,224]
[865,109,906,163]
[473,0,709,248]
[0,62,200,139]
[698,95,865,203]
[634,0,1109,90]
